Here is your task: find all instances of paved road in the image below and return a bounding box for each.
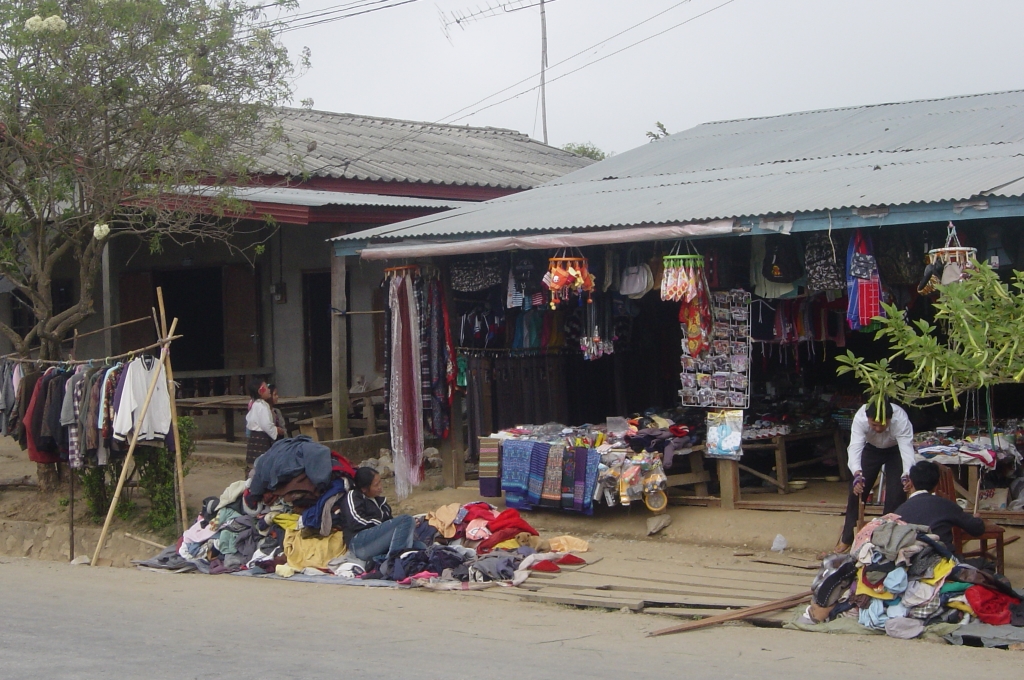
[0,558,1009,679]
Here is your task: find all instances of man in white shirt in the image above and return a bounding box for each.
[837,397,916,552]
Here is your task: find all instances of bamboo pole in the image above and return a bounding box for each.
[648,590,812,637]
[91,318,178,566]
[156,288,189,533]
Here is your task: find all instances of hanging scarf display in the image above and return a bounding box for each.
[386,268,425,499]
[846,230,884,331]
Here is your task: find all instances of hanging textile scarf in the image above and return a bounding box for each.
[426,278,455,439]
[388,274,424,499]
[846,230,884,330]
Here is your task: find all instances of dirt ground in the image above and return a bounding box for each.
[1,436,1023,587]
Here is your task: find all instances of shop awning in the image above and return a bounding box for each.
[358,221,738,259]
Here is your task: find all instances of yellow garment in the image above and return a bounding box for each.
[272,513,300,531]
[854,567,895,600]
[548,535,590,553]
[921,558,955,586]
[425,503,461,539]
[947,598,975,615]
[494,539,520,550]
[283,529,346,570]
[275,564,298,578]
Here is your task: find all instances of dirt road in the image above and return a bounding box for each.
[0,557,1012,680]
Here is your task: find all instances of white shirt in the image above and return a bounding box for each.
[113,356,172,442]
[847,404,916,477]
[245,399,278,440]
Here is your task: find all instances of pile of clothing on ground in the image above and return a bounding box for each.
[796,514,1024,644]
[136,436,589,588]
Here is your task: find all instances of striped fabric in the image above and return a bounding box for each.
[500,439,533,510]
[540,444,564,507]
[526,442,550,506]
[478,436,502,497]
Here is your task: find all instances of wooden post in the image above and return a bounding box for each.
[718,458,740,510]
[439,264,465,488]
[331,248,349,440]
[156,288,189,534]
[91,318,178,566]
[689,449,709,497]
[774,436,788,494]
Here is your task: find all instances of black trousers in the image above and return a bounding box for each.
[841,444,906,545]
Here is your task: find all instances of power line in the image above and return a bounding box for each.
[297,0,736,176]
[242,0,422,37]
[449,0,739,123]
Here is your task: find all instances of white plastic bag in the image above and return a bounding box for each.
[771,534,788,552]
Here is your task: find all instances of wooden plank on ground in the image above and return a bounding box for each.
[581,564,810,590]
[521,591,645,612]
[749,557,820,570]
[568,588,763,609]
[533,573,804,603]
[648,590,813,637]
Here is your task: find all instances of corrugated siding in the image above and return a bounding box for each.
[333,90,1024,241]
[257,108,593,188]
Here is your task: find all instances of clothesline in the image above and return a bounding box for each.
[0,334,182,366]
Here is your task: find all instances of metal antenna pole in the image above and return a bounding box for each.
[539,0,549,144]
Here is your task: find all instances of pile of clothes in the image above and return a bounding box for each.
[801,514,1024,640]
[137,437,589,588]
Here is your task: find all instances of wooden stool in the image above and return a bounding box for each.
[954,525,1006,574]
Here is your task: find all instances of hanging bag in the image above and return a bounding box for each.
[849,251,877,280]
[619,248,648,296]
[804,232,846,291]
[761,234,803,283]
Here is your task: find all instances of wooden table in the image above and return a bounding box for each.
[728,427,844,497]
[176,394,332,442]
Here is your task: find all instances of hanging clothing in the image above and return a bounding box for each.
[112,355,171,443]
[388,274,424,500]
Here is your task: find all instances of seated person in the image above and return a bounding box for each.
[342,467,418,561]
[895,461,991,553]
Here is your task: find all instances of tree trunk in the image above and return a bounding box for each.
[36,463,60,492]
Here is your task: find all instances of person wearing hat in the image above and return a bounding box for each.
[836,396,916,553]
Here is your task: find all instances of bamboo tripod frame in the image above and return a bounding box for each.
[90,297,186,566]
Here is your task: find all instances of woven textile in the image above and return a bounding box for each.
[540,444,564,507]
[526,442,550,506]
[501,439,533,510]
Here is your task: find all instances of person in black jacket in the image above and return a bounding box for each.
[342,467,417,561]
[895,461,991,553]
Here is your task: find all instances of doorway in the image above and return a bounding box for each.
[303,271,332,396]
[153,268,225,371]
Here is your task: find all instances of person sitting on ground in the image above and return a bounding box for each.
[894,460,992,554]
[342,467,419,561]
[836,396,916,553]
[245,378,285,476]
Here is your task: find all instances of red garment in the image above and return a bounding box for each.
[965,585,1020,626]
[24,373,59,464]
[460,502,498,524]
[330,452,356,480]
[487,508,538,536]
[476,526,520,554]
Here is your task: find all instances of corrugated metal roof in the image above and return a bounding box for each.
[333,90,1024,242]
[256,108,593,189]
[213,185,473,209]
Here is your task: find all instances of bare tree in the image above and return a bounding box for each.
[0,0,302,359]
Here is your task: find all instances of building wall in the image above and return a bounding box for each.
[347,257,386,386]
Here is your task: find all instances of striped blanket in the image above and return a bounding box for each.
[526,442,550,506]
[540,444,564,508]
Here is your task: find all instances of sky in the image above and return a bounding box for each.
[275,0,1024,155]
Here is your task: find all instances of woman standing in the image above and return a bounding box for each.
[245,378,283,475]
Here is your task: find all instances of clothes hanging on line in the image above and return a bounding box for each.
[1,355,174,470]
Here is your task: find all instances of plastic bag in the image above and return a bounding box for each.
[771,534,788,552]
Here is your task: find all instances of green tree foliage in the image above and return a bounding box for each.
[646,121,670,141]
[561,141,607,161]
[0,0,298,358]
[836,261,1024,416]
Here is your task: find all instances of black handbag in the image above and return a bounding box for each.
[849,252,877,279]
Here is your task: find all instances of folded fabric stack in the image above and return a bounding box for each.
[804,514,1023,639]
[477,437,502,497]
